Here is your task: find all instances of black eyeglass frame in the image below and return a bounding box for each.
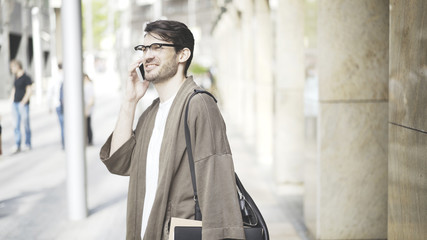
[134,43,182,52]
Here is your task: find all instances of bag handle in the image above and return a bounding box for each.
[184,89,217,221]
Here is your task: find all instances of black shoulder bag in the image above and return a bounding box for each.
[174,89,269,240]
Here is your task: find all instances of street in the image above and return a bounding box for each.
[0,75,307,240]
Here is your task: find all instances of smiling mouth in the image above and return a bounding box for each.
[145,64,157,71]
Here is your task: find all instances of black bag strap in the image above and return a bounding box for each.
[184,89,269,240]
[184,89,217,220]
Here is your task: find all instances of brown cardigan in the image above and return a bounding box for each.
[100,77,245,240]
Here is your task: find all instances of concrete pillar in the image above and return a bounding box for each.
[84,0,93,53]
[31,6,43,104]
[153,0,162,19]
[316,0,389,239]
[254,0,273,166]
[83,0,95,76]
[241,0,256,144]
[62,0,88,220]
[54,8,62,62]
[188,0,195,27]
[303,0,319,234]
[48,7,58,79]
[18,0,29,71]
[274,0,305,184]
[0,0,12,98]
[212,4,244,127]
[389,1,427,239]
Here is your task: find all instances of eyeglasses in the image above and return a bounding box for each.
[134,43,181,53]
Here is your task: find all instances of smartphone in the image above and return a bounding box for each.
[136,63,145,82]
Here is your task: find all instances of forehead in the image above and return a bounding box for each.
[143,32,170,45]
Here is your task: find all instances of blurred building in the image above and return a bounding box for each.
[212,0,426,240]
[112,0,216,89]
[0,0,425,239]
[129,0,214,64]
[113,0,217,116]
[0,0,53,100]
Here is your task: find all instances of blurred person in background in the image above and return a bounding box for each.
[0,115,2,155]
[84,73,95,146]
[100,20,244,239]
[10,59,33,154]
[48,63,65,149]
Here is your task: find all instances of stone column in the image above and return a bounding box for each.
[254,0,273,166]
[212,0,257,148]
[241,0,256,144]
[18,0,29,71]
[0,0,12,98]
[62,0,88,220]
[54,8,62,62]
[212,5,243,123]
[389,1,427,239]
[274,0,305,184]
[316,0,388,239]
[31,6,43,104]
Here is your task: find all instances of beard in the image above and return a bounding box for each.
[144,57,179,84]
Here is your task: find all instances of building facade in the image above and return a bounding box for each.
[0,0,52,100]
[212,0,426,239]
[0,0,424,239]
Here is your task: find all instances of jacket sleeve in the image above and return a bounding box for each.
[189,94,245,240]
[99,132,136,176]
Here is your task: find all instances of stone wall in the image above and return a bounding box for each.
[388,1,427,239]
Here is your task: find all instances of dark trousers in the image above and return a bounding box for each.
[86,116,93,145]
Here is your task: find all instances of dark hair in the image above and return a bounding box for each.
[144,20,194,77]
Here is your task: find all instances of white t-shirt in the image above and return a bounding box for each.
[84,81,95,115]
[141,94,175,239]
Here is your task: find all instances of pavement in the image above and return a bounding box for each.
[0,73,309,240]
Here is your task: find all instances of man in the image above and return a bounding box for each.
[10,59,33,153]
[83,73,95,146]
[48,63,65,149]
[0,115,2,155]
[100,20,244,240]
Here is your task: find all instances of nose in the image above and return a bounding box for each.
[143,48,155,62]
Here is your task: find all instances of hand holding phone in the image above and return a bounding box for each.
[136,63,145,82]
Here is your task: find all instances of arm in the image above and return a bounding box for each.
[20,85,32,105]
[189,94,245,240]
[10,87,15,102]
[110,60,150,156]
[84,89,95,117]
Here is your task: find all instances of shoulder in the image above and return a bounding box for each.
[23,74,33,84]
[188,91,218,113]
[190,91,216,105]
[187,91,222,124]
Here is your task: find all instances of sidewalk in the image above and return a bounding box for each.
[0,85,128,239]
[0,77,309,239]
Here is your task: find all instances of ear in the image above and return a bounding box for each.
[178,48,191,63]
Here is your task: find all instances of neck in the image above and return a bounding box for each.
[154,74,186,103]
[16,70,24,78]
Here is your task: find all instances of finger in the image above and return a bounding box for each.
[142,79,150,88]
[128,60,142,73]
